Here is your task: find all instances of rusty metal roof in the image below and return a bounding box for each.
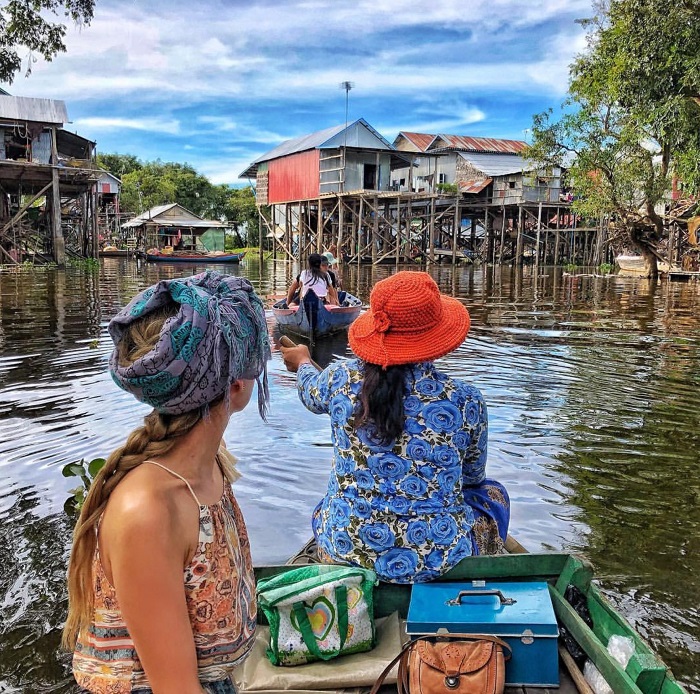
[432,135,527,154]
[395,132,436,152]
[0,95,68,125]
[459,178,493,194]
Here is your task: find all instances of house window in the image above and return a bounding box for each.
[509,181,516,189]
[438,173,447,184]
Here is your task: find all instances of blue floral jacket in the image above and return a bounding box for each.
[297,358,488,583]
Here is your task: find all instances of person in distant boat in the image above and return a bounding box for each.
[322,250,341,289]
[63,270,271,694]
[286,252,339,307]
[280,271,509,584]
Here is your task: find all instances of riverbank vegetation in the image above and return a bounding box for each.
[527,0,700,277]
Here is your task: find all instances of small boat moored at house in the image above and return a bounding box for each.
[142,248,246,264]
[615,254,671,274]
[272,289,362,340]
[99,246,134,258]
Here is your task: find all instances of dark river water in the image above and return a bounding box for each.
[0,258,698,693]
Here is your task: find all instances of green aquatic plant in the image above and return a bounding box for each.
[62,457,106,514]
[598,262,615,274]
[564,262,578,272]
[67,257,100,269]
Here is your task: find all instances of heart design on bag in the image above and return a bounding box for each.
[290,595,336,641]
[346,586,363,609]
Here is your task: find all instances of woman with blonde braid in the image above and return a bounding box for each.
[63,271,271,694]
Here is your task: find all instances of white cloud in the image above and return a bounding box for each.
[2,0,590,184]
[73,117,181,135]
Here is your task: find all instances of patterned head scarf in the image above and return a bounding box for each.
[108,270,271,418]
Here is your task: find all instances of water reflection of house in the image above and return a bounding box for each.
[121,203,228,252]
[0,93,100,265]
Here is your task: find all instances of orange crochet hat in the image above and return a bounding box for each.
[349,271,470,368]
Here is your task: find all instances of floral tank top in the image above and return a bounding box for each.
[72,459,257,692]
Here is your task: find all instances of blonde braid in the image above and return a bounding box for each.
[62,302,203,650]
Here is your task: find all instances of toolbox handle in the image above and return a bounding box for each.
[446,589,517,607]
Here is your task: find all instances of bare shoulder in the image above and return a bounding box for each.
[102,464,195,544]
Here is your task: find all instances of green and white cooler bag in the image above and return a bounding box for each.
[256,564,378,666]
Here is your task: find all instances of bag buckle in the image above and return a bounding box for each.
[444,675,460,689]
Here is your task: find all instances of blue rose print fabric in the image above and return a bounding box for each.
[297,359,510,583]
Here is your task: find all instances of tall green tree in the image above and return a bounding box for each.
[527,0,700,276]
[119,161,216,217]
[0,0,95,84]
[223,186,260,246]
[97,153,142,178]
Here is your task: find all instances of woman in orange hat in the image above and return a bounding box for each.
[281,271,509,583]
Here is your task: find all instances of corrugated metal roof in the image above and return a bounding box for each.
[239,118,395,178]
[394,132,436,152]
[432,135,527,154]
[458,151,528,176]
[459,178,492,193]
[122,203,225,229]
[0,95,68,125]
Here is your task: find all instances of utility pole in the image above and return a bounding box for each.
[339,81,354,193]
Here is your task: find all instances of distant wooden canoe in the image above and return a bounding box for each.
[616,255,670,274]
[99,247,133,258]
[143,250,245,264]
[272,290,362,339]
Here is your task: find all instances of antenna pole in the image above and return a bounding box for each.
[339,81,354,193]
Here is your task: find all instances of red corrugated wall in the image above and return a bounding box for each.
[268,150,320,203]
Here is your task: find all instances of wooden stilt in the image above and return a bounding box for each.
[50,127,65,267]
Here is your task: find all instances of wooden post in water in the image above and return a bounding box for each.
[452,198,459,265]
[516,205,524,266]
[498,202,506,265]
[50,127,65,267]
[428,197,435,265]
[535,201,543,268]
[91,187,99,259]
[337,197,344,263]
[395,194,401,266]
[357,196,363,269]
[554,207,560,266]
[316,197,323,252]
[372,195,379,264]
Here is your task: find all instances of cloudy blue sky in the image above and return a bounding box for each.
[4,0,591,185]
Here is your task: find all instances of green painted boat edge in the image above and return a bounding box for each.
[253,552,688,694]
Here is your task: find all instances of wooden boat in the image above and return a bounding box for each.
[99,246,133,258]
[615,255,671,274]
[142,249,246,264]
[253,547,688,694]
[272,290,362,340]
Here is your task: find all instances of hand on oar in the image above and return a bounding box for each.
[279,335,321,372]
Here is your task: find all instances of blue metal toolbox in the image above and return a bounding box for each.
[406,580,559,687]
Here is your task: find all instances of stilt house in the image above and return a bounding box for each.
[122,203,228,252]
[0,94,100,265]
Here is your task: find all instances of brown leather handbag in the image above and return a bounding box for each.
[371,634,512,694]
